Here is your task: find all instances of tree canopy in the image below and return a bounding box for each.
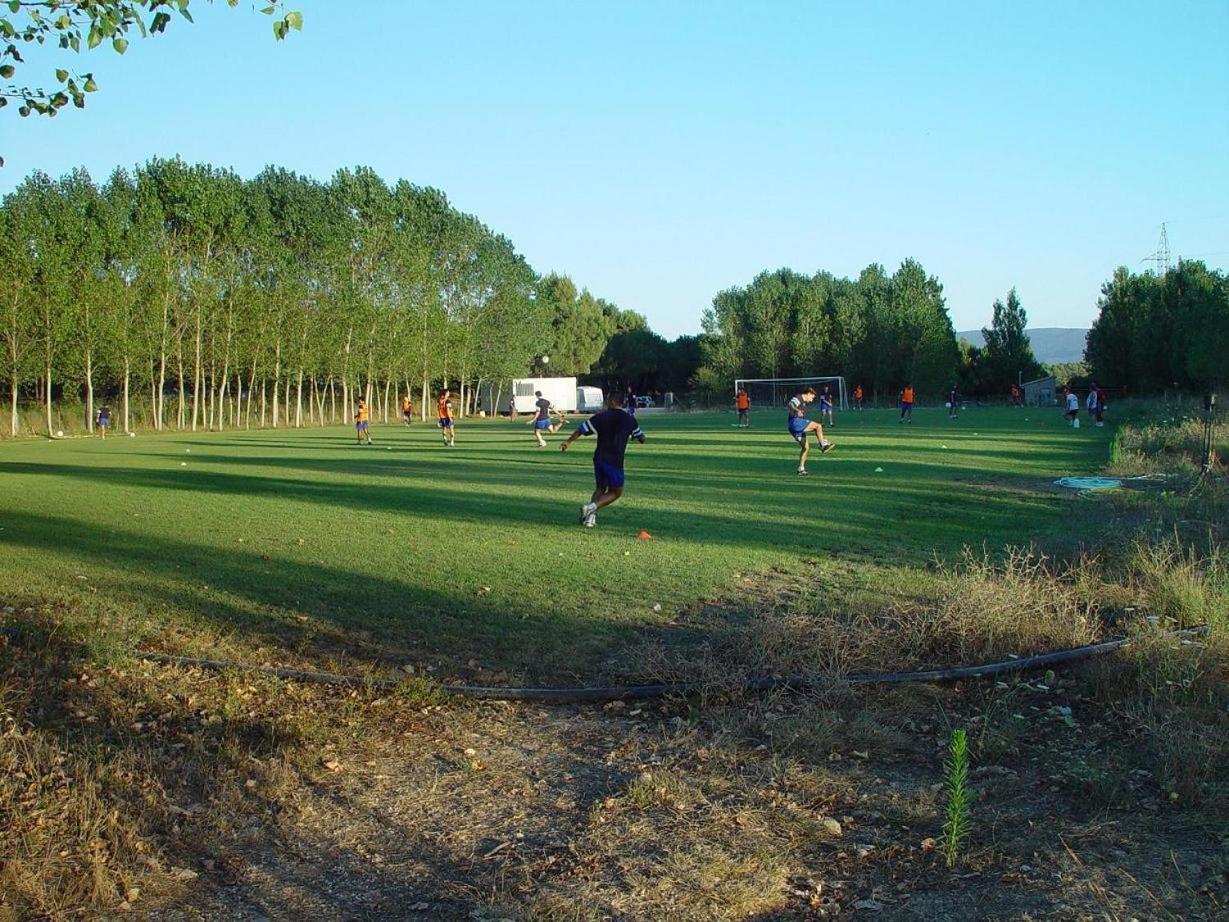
[0,161,643,435]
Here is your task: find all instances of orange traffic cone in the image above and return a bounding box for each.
[636,529,653,540]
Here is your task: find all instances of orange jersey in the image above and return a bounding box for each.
[436,396,452,420]
[355,404,369,422]
[401,398,411,413]
[902,387,914,403]
[736,392,750,410]
[854,387,863,399]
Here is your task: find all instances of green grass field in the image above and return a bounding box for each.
[0,407,1110,679]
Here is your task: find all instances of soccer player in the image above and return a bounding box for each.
[437,390,455,445]
[530,390,553,447]
[401,394,413,426]
[562,392,645,528]
[899,384,915,423]
[853,384,864,411]
[1094,384,1106,427]
[1063,387,1080,426]
[819,386,835,427]
[1010,384,1022,407]
[354,399,372,445]
[787,386,834,476]
[735,388,751,427]
[947,384,959,420]
[96,403,111,439]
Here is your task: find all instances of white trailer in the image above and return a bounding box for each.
[576,386,605,413]
[507,376,578,414]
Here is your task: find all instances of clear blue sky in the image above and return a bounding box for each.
[3,0,1227,339]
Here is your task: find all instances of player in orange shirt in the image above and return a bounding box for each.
[853,384,864,411]
[401,394,413,426]
[735,388,751,427]
[354,399,373,445]
[899,385,915,424]
[437,390,456,446]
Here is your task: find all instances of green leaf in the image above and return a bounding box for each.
[55,68,69,82]
[286,11,303,31]
[261,4,275,13]
[7,1,19,14]
[83,76,98,93]
[0,64,13,78]
[113,36,128,54]
[87,26,102,49]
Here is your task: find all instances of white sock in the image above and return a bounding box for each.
[583,502,597,515]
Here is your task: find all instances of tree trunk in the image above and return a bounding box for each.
[271,340,282,429]
[191,304,202,432]
[84,348,94,433]
[122,356,131,433]
[44,361,52,435]
[9,371,18,437]
[328,376,336,425]
[421,374,429,422]
[295,369,304,428]
[260,378,267,428]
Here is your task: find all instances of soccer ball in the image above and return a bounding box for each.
[540,355,550,365]
[55,430,64,438]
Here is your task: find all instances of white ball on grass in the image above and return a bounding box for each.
[55,430,64,438]
[541,355,550,365]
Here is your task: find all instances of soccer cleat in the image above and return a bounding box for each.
[797,468,809,476]
[585,513,596,528]
[579,504,590,525]
[820,440,835,453]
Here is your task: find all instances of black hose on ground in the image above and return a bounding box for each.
[134,626,1209,704]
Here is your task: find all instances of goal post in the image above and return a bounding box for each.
[734,376,848,411]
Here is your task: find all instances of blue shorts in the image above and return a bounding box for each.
[98,418,110,427]
[594,459,625,491]
[438,418,453,428]
[356,420,368,431]
[787,417,811,440]
[900,401,913,411]
[534,418,552,430]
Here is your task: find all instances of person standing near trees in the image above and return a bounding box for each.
[96,404,111,439]
[947,384,959,420]
[853,384,864,410]
[819,386,835,427]
[437,390,456,445]
[354,399,372,445]
[401,394,413,426]
[736,388,751,427]
[899,384,915,423]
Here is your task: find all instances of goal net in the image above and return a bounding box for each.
[734,376,848,411]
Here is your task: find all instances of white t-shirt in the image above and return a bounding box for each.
[1066,392,1079,411]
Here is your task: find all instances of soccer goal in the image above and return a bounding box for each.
[734,376,848,411]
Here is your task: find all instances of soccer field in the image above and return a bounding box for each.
[0,407,1109,679]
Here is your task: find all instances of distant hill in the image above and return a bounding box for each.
[957,327,1088,365]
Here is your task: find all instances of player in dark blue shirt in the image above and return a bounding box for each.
[561,392,646,528]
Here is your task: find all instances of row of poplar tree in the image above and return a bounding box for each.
[0,159,643,436]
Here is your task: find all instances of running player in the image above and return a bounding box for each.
[401,394,413,426]
[853,384,864,410]
[437,390,455,445]
[899,384,914,423]
[354,399,372,445]
[788,386,834,476]
[562,392,645,528]
[736,388,751,427]
[530,390,553,447]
